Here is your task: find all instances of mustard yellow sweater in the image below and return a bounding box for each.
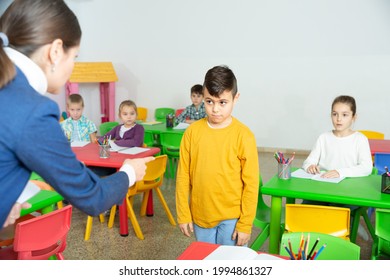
[176,117,259,234]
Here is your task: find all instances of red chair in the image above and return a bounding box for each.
[0,205,72,260]
[175,108,184,117]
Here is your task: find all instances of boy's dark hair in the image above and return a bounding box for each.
[67,93,84,107]
[332,95,356,116]
[203,65,238,98]
[191,84,203,96]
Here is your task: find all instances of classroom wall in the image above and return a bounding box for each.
[2,0,390,150]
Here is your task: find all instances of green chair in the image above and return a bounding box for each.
[143,130,155,147]
[154,108,175,122]
[160,131,183,178]
[280,232,360,260]
[250,176,285,251]
[371,208,390,260]
[99,121,118,136]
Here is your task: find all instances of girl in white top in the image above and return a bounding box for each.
[303,95,373,178]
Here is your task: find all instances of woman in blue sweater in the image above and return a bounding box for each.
[0,0,153,228]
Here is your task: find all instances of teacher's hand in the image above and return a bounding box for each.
[124,157,155,182]
[2,202,31,228]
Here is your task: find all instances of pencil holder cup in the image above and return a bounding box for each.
[166,114,174,128]
[381,173,390,194]
[99,144,110,159]
[278,163,291,179]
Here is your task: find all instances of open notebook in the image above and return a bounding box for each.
[108,140,149,155]
[204,246,285,260]
[291,169,345,183]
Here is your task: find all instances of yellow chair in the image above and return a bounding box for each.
[108,155,176,240]
[84,213,107,241]
[137,107,148,122]
[358,130,385,140]
[285,204,350,240]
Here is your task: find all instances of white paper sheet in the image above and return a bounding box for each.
[174,122,190,130]
[17,181,40,203]
[118,147,150,155]
[291,168,345,183]
[204,246,285,260]
[70,141,90,147]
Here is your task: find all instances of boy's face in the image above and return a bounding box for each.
[190,92,203,107]
[67,102,83,121]
[119,105,137,127]
[203,88,239,128]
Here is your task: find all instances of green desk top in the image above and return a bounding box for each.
[20,190,63,217]
[140,123,185,134]
[261,171,390,208]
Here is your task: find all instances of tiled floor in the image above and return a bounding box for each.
[63,151,375,260]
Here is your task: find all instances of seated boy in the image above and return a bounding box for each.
[60,94,97,143]
[175,84,206,125]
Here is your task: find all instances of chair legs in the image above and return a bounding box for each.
[84,214,105,241]
[250,224,270,251]
[125,197,145,240]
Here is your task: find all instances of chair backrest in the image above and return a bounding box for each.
[143,130,155,147]
[285,204,350,239]
[374,153,390,175]
[12,205,72,260]
[175,108,184,117]
[280,232,360,260]
[358,130,385,140]
[137,107,148,122]
[160,131,184,156]
[99,121,119,136]
[134,155,168,193]
[154,108,175,122]
[375,208,390,256]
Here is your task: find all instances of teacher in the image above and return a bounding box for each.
[0,0,153,228]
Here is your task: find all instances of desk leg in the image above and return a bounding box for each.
[119,198,129,236]
[146,191,154,216]
[269,196,283,254]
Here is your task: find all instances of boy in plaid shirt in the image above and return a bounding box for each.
[175,84,206,125]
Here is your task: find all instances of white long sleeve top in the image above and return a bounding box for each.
[302,131,373,178]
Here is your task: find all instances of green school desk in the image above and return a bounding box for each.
[261,172,390,254]
[140,122,186,134]
[20,190,63,216]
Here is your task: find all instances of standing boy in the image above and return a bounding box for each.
[176,65,259,246]
[60,93,97,143]
[175,84,206,125]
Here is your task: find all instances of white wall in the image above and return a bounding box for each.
[3,0,390,150]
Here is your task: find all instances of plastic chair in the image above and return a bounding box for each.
[108,155,176,239]
[358,130,385,140]
[0,205,72,260]
[175,108,184,117]
[250,176,285,251]
[84,213,107,241]
[279,232,360,260]
[371,208,390,260]
[285,204,351,240]
[160,131,184,178]
[99,121,119,136]
[154,108,175,122]
[143,130,155,147]
[374,153,390,175]
[137,107,148,122]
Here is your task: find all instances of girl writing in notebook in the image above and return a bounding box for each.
[302,95,372,179]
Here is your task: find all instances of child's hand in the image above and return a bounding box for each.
[306,165,320,174]
[320,170,340,178]
[232,230,250,246]
[2,202,31,228]
[179,222,193,237]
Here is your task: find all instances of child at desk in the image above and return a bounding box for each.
[60,94,97,143]
[175,84,206,125]
[99,100,144,148]
[302,95,373,207]
[176,65,259,246]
